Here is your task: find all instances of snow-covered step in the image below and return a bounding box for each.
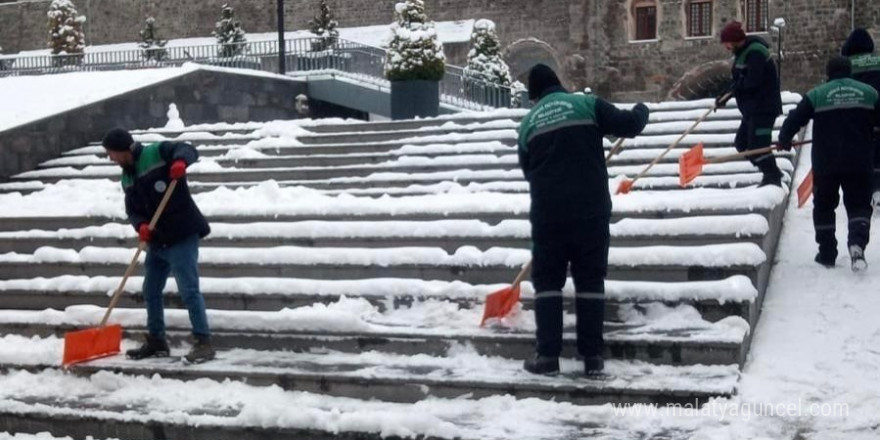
[11,155,794,185]
[0,169,787,196]
[0,367,723,440]
[0,215,771,253]
[36,145,795,173]
[0,339,738,406]
[0,242,767,285]
[0,204,783,236]
[0,301,748,366]
[0,275,757,322]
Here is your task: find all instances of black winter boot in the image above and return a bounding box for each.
[126,335,170,360]
[757,160,783,187]
[184,335,216,364]
[814,252,836,268]
[523,354,559,375]
[584,355,605,375]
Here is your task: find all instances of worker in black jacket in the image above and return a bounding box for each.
[517,64,649,376]
[842,28,880,206]
[102,128,215,363]
[716,21,784,187]
[777,57,880,272]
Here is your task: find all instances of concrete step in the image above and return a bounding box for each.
[0,318,745,366]
[37,146,796,172]
[0,173,776,196]
[0,242,765,284]
[0,204,777,232]
[0,275,757,322]
[55,349,739,406]
[13,155,794,184]
[0,215,770,253]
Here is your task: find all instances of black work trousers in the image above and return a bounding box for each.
[530,216,609,358]
[813,172,873,258]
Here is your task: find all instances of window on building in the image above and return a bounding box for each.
[744,0,769,32]
[633,1,658,40]
[687,1,712,37]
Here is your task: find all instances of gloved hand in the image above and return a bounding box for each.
[714,94,731,109]
[138,223,152,243]
[169,160,187,180]
[778,140,793,151]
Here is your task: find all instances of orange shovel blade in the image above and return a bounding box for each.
[678,143,706,187]
[616,179,634,195]
[62,324,122,366]
[480,284,521,327]
[797,170,814,208]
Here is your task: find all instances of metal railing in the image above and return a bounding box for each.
[0,37,515,109]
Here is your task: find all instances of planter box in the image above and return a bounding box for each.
[390,80,439,120]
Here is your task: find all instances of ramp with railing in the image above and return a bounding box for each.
[0,38,515,114]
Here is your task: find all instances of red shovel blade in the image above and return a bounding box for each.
[480,284,521,327]
[797,169,814,208]
[616,179,634,195]
[63,324,122,366]
[678,143,705,187]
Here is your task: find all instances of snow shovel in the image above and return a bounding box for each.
[480,260,532,326]
[797,169,813,208]
[62,179,179,367]
[678,140,811,187]
[616,93,731,194]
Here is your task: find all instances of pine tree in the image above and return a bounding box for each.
[213,3,247,57]
[139,16,168,61]
[47,0,86,56]
[0,44,7,71]
[384,0,445,81]
[465,19,512,86]
[309,0,339,51]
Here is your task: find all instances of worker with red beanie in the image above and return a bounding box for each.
[716,21,784,187]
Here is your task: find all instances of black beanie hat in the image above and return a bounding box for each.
[527,64,562,101]
[841,28,875,57]
[826,56,852,80]
[102,128,134,152]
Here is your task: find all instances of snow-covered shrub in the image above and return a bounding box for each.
[465,19,512,87]
[47,0,86,56]
[309,0,339,52]
[384,0,445,81]
[139,16,168,62]
[213,3,247,58]
[510,80,528,108]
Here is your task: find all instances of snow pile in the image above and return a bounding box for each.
[163,103,185,130]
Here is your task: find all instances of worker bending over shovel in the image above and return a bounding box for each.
[102,128,215,363]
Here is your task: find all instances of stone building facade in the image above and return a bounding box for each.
[1,0,878,100]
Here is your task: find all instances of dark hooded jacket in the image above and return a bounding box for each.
[122,141,211,246]
[518,64,649,224]
[842,29,880,103]
[778,60,880,176]
[729,36,783,117]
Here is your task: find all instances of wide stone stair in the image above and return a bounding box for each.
[0,95,802,439]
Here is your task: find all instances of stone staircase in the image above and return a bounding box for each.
[0,95,801,439]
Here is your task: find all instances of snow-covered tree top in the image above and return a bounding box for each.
[385,0,445,81]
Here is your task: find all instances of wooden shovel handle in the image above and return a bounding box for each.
[627,92,731,187]
[706,140,811,165]
[511,260,533,287]
[605,137,625,163]
[99,179,179,327]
